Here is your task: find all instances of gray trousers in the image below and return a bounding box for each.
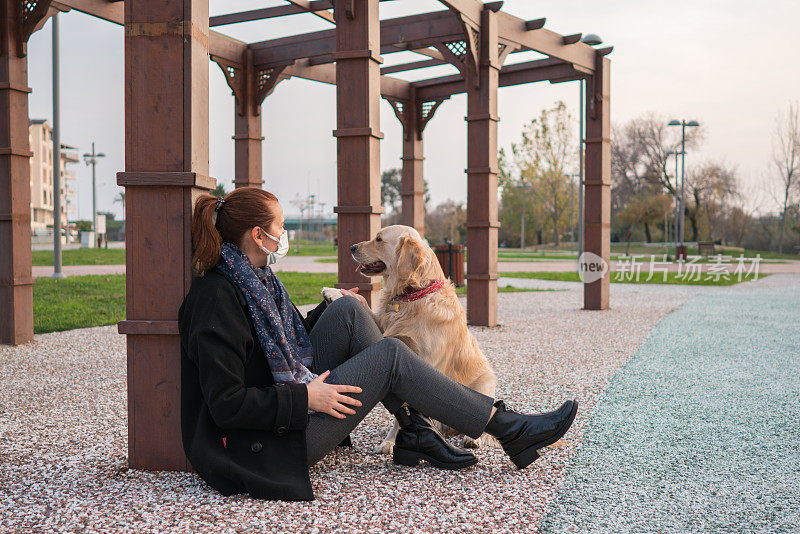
[305,296,495,466]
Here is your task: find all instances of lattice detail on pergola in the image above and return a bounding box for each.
[385,94,450,141]
[497,43,516,66]
[417,98,447,139]
[257,68,276,91]
[385,97,408,136]
[254,65,289,111]
[16,0,54,57]
[444,40,468,60]
[213,58,246,115]
[434,26,480,87]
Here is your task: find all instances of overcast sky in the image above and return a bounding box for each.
[26,0,800,221]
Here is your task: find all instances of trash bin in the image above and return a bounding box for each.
[675,244,687,260]
[434,241,465,286]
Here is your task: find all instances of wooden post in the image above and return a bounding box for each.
[117,0,214,470]
[583,55,611,310]
[465,9,500,326]
[332,0,383,305]
[401,90,425,234]
[233,50,263,189]
[0,0,34,345]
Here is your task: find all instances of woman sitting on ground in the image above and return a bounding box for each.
[179,186,578,501]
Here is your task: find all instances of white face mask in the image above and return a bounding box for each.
[259,228,289,266]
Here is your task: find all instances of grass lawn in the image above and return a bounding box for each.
[502,271,767,286]
[32,248,126,266]
[288,240,337,256]
[31,273,558,333]
[33,275,126,333]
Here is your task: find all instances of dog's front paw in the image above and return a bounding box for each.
[374,440,394,455]
[462,435,480,449]
[463,433,500,449]
[321,287,344,303]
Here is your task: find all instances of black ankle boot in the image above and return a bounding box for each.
[485,399,578,469]
[392,405,478,470]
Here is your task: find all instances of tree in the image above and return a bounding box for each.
[506,101,576,245]
[113,191,126,220]
[381,168,402,213]
[772,102,800,253]
[424,200,466,244]
[381,167,430,224]
[211,183,228,198]
[610,113,705,242]
[685,162,738,242]
[617,189,673,244]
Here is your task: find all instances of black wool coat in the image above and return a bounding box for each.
[178,266,327,501]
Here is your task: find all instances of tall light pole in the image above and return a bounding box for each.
[566,173,580,251]
[668,119,700,247]
[665,149,684,252]
[578,33,603,257]
[51,13,65,279]
[83,143,106,245]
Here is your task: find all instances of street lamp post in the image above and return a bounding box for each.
[83,143,106,247]
[566,173,580,251]
[51,13,65,279]
[665,149,684,253]
[667,119,700,249]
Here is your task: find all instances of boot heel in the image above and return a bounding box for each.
[393,447,422,467]
[511,447,540,469]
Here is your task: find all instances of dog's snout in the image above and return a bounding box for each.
[350,244,358,253]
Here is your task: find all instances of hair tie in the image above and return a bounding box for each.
[214,196,225,212]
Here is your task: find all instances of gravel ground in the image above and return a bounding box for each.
[539,274,800,534]
[0,285,692,533]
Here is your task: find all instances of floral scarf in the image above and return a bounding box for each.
[215,242,317,384]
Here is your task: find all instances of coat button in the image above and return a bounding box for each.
[276,426,288,436]
[250,441,263,453]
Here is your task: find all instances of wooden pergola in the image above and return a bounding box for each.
[1,0,611,471]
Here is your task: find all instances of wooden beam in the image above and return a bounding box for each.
[277,59,410,99]
[381,58,447,75]
[496,11,596,72]
[408,47,446,61]
[284,0,335,24]
[414,58,584,100]
[52,0,247,64]
[250,10,463,66]
[436,0,482,29]
[524,18,546,30]
[210,2,333,26]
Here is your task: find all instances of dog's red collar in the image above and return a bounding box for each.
[395,279,447,302]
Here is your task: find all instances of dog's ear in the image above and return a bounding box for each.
[397,234,430,288]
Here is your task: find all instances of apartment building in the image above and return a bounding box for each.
[29,119,79,235]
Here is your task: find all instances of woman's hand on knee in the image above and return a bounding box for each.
[306,370,363,419]
[339,287,369,309]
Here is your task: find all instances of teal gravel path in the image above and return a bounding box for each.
[540,275,800,533]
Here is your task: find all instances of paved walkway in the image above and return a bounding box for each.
[540,274,800,533]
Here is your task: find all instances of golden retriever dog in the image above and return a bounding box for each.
[322,225,497,454]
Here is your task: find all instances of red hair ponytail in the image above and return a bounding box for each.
[191,187,279,275]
